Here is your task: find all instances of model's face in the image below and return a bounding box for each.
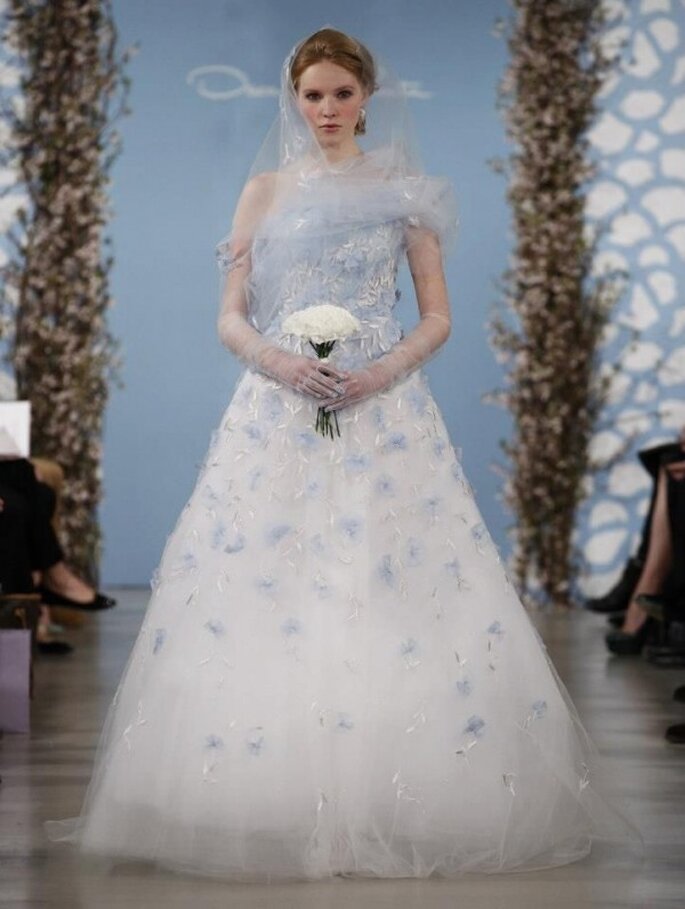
[296,60,367,153]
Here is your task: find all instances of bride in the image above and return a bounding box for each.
[44,25,641,881]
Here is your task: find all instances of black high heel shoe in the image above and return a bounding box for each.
[636,593,683,623]
[37,583,117,611]
[37,638,74,654]
[605,615,655,656]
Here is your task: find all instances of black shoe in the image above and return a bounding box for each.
[37,638,74,655]
[585,556,643,613]
[605,616,655,655]
[665,723,685,744]
[37,583,117,611]
[636,593,684,623]
[607,611,626,628]
[674,686,685,703]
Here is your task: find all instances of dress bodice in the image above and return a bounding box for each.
[255,215,408,371]
[216,152,458,371]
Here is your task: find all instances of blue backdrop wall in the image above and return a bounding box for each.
[100,0,514,586]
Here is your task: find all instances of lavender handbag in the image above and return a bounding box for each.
[0,596,39,734]
[0,628,32,733]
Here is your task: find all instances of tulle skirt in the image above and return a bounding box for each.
[44,368,643,881]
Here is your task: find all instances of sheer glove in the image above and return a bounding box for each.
[218,308,350,400]
[319,311,450,412]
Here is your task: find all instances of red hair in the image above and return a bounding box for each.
[290,28,377,134]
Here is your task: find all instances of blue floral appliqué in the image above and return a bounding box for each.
[375,474,396,496]
[344,452,371,473]
[332,239,367,272]
[382,431,408,453]
[256,574,277,593]
[266,523,293,546]
[304,477,322,497]
[224,530,246,554]
[294,429,319,449]
[433,437,447,459]
[455,678,472,697]
[336,712,355,731]
[405,537,424,566]
[464,715,486,738]
[152,628,167,655]
[487,620,505,639]
[204,618,226,637]
[202,483,220,504]
[371,404,387,430]
[281,617,302,636]
[471,522,489,547]
[261,389,284,422]
[243,421,264,442]
[531,699,548,720]
[248,466,264,491]
[210,520,227,550]
[309,532,326,555]
[338,515,364,542]
[423,495,441,520]
[406,385,428,415]
[205,734,224,749]
[246,728,265,756]
[313,574,332,599]
[177,551,198,573]
[400,637,419,657]
[378,554,396,587]
[445,557,461,576]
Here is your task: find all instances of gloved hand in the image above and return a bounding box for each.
[258,345,351,400]
[219,307,350,400]
[319,310,451,413]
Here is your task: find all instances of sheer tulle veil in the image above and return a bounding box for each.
[215,25,460,334]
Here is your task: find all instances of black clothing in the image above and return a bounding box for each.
[0,457,64,595]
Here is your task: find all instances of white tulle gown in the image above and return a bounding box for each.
[45,215,639,882]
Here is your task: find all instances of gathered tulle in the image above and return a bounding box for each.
[44,362,643,881]
[215,146,460,336]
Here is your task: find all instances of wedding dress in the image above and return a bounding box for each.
[44,165,639,881]
[44,28,640,882]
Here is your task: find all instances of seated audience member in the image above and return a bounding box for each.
[0,455,116,655]
[586,427,685,656]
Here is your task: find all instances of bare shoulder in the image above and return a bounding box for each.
[236,171,278,217]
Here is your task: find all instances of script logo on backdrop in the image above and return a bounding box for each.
[186,65,433,101]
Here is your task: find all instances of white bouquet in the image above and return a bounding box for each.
[282,304,361,439]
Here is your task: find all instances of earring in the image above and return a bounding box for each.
[356,107,367,135]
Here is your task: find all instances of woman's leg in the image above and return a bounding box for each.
[41,560,96,603]
[621,465,673,634]
[666,466,685,603]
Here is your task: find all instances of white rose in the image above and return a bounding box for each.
[282,304,361,343]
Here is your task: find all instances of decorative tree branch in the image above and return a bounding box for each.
[0,0,136,583]
[487,0,625,609]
